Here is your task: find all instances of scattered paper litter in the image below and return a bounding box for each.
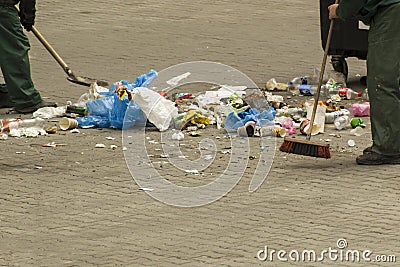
[166,72,191,86]
[203,155,213,160]
[139,187,154,192]
[185,169,199,174]
[172,132,185,140]
[42,142,66,147]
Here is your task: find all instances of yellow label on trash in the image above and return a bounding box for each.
[184,110,211,126]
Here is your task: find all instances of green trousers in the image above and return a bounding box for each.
[0,6,42,108]
[368,3,400,156]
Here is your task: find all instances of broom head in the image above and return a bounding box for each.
[280,137,331,159]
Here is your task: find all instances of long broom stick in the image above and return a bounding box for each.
[279,0,338,158]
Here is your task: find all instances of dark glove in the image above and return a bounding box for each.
[19,0,36,31]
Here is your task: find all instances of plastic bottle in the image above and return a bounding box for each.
[1,118,45,131]
[346,88,369,100]
[298,85,318,96]
[288,77,309,95]
[291,76,309,85]
[328,87,368,100]
[328,86,347,98]
[345,88,363,100]
[290,77,303,85]
[334,115,350,130]
[246,90,271,111]
[325,109,350,124]
[8,118,45,130]
[0,118,45,137]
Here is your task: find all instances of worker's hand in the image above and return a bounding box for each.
[328,4,339,20]
[20,15,34,31]
[19,0,36,31]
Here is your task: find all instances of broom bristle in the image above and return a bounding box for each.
[280,137,331,159]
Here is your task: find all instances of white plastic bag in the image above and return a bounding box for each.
[33,106,67,119]
[132,87,178,131]
[76,82,109,107]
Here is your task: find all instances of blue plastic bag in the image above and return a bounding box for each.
[76,115,111,128]
[86,96,114,117]
[224,112,244,131]
[224,107,276,131]
[110,99,146,129]
[82,70,158,129]
[131,69,158,88]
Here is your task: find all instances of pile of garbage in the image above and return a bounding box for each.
[264,74,370,137]
[0,69,370,142]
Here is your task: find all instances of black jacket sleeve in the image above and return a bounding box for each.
[19,0,36,31]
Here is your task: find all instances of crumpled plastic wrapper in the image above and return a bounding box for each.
[184,110,211,126]
[265,78,287,91]
[9,127,47,138]
[33,106,67,119]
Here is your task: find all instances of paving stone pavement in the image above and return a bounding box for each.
[1,0,399,266]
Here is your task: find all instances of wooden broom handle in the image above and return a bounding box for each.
[307,0,339,141]
[14,5,77,80]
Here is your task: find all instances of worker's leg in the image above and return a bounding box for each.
[367,3,400,157]
[0,7,42,109]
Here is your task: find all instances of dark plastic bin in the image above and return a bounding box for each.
[319,0,369,78]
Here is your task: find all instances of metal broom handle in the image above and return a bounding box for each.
[307,0,338,141]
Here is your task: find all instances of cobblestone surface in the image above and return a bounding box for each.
[1,0,399,266]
